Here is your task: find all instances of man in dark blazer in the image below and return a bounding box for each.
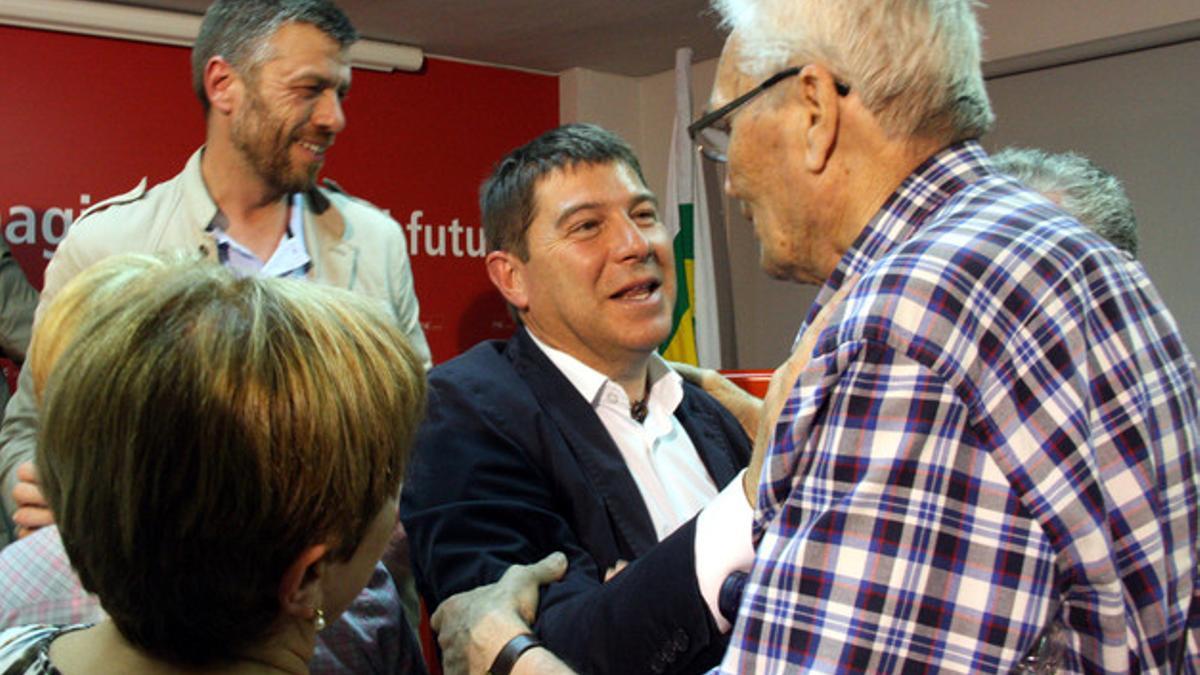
[401,124,753,675]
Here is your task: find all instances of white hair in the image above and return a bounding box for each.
[712,0,994,141]
[992,147,1138,257]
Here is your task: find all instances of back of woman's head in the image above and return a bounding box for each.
[36,258,427,665]
[27,252,171,400]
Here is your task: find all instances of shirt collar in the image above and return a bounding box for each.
[799,140,992,335]
[207,194,309,278]
[526,330,684,414]
[207,194,303,233]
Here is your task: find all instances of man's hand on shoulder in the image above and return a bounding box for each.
[670,362,762,440]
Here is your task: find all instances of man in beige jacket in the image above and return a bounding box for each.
[0,2,431,673]
[0,0,429,544]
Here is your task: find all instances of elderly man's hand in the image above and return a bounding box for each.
[11,461,53,538]
[431,552,568,675]
[670,362,763,440]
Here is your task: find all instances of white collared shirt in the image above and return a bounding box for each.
[528,332,717,540]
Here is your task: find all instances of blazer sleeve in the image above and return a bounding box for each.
[401,363,726,674]
[0,240,37,363]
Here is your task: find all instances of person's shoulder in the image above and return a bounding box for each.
[66,166,196,255]
[936,172,1070,230]
[0,623,56,644]
[50,177,172,269]
[318,180,399,235]
[425,337,554,422]
[72,151,199,235]
[927,175,1122,300]
[678,377,753,440]
[868,174,1081,295]
[429,338,513,384]
[44,175,173,289]
[679,378,730,414]
[416,339,543,445]
[71,178,153,231]
[840,177,1122,379]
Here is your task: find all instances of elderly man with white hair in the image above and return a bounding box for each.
[431,1,1200,673]
[699,0,1198,671]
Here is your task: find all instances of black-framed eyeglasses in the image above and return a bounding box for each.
[688,65,850,163]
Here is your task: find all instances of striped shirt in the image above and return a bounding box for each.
[0,624,86,674]
[720,141,1200,673]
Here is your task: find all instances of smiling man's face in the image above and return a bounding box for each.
[506,160,676,372]
[231,21,351,194]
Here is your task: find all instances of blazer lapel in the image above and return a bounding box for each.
[305,190,357,289]
[509,329,659,557]
[676,390,741,489]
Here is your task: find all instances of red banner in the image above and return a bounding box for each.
[0,26,558,363]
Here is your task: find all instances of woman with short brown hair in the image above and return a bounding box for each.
[0,257,425,674]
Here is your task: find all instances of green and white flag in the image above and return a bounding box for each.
[661,47,721,367]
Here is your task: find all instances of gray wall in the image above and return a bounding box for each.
[723,199,819,369]
[984,39,1200,357]
[723,39,1200,368]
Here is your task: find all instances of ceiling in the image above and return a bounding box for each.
[106,0,728,76]
[79,1,1200,78]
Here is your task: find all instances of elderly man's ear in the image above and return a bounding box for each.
[486,251,530,311]
[791,64,843,174]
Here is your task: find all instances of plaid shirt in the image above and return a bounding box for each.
[0,526,98,627]
[720,142,1200,673]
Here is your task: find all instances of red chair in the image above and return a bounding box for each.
[419,599,442,675]
[720,369,772,399]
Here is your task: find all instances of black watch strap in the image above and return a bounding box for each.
[487,633,543,675]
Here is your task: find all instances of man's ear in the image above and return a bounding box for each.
[204,56,241,116]
[278,544,328,622]
[486,250,530,311]
[790,64,842,173]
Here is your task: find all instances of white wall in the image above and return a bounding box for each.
[559,59,716,201]
[558,67,642,157]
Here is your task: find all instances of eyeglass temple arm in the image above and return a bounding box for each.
[687,66,849,140]
[686,66,802,140]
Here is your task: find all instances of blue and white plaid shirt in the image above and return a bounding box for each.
[720,141,1200,673]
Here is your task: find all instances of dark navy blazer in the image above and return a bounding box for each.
[402,328,751,674]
